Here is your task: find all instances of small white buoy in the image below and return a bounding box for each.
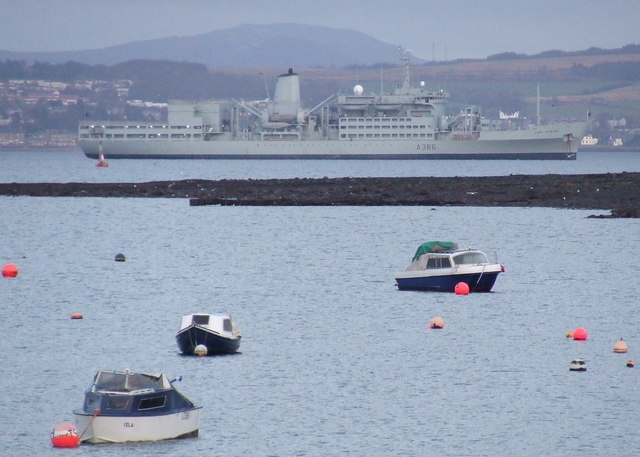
[194,344,208,356]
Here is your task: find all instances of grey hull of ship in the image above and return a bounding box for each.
[81,137,578,160]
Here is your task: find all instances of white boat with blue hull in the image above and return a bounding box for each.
[395,242,504,292]
[176,313,241,356]
[73,369,201,444]
[79,54,586,161]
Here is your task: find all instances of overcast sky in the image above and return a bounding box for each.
[2,0,638,60]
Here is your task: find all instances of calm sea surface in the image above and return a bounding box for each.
[1,148,639,456]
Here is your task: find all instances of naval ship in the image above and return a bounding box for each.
[79,55,587,160]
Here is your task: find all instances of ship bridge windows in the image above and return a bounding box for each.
[126,133,146,139]
[90,133,104,138]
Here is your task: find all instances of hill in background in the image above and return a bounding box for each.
[0,23,425,68]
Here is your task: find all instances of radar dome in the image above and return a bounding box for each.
[420,81,425,87]
[353,84,364,95]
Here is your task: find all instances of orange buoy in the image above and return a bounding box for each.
[627,360,635,368]
[50,422,80,448]
[70,312,83,320]
[613,338,628,353]
[565,332,573,338]
[573,327,588,340]
[96,141,108,167]
[2,263,18,277]
[429,316,445,329]
[454,282,469,295]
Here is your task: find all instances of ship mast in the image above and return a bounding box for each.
[536,83,541,126]
[401,50,411,92]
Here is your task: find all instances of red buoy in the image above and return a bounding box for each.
[50,422,80,448]
[429,316,445,329]
[96,141,108,167]
[2,263,18,277]
[454,282,469,295]
[573,327,588,340]
[70,312,83,320]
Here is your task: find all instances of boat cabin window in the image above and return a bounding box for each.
[453,252,488,265]
[223,318,232,332]
[84,393,102,411]
[426,257,451,269]
[106,396,130,410]
[193,315,210,325]
[138,396,166,410]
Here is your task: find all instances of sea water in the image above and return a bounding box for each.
[0,149,639,456]
[1,148,639,182]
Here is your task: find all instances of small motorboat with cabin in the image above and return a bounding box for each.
[73,369,201,443]
[176,313,241,355]
[394,241,504,292]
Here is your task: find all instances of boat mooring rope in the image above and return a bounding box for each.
[79,409,101,440]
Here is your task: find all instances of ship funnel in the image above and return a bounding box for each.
[270,68,301,122]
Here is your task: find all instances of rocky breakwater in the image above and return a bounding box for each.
[0,173,638,217]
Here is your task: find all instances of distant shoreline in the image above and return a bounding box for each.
[1,173,638,217]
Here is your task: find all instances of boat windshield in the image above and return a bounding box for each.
[452,252,488,265]
[94,371,165,392]
[193,315,210,325]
